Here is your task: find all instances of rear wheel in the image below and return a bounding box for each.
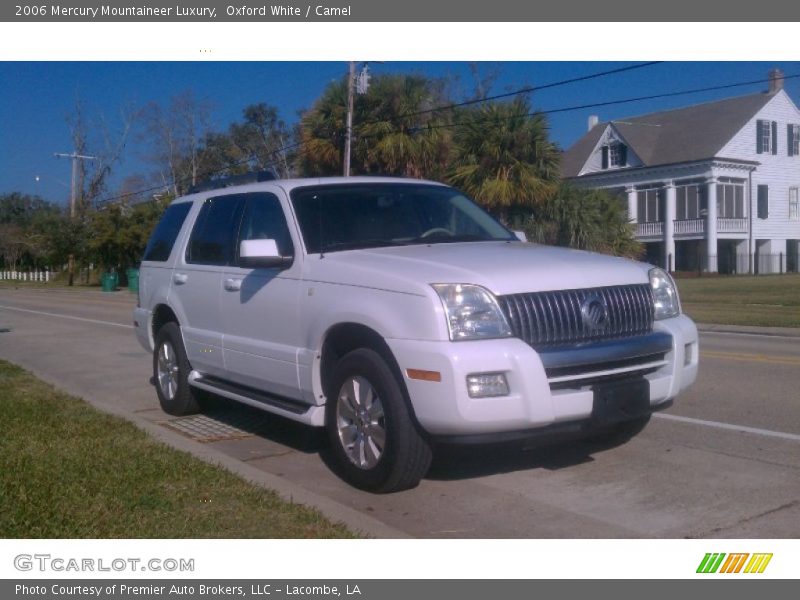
[326,348,432,493]
[153,322,200,416]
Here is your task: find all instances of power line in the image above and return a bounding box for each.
[355,62,665,129]
[96,140,306,205]
[96,71,797,204]
[395,73,800,135]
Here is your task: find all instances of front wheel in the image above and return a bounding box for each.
[326,348,432,493]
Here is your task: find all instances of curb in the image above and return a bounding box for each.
[697,323,800,338]
[15,363,411,540]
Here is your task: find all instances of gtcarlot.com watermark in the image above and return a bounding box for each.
[14,554,195,573]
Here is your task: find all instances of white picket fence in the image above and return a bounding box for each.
[0,270,51,282]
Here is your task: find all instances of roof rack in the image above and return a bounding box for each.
[188,170,277,194]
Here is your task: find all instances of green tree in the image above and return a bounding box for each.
[523,184,642,259]
[198,103,293,180]
[447,98,560,219]
[298,73,452,178]
[86,198,169,272]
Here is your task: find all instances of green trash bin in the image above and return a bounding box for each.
[101,272,116,292]
[127,268,139,294]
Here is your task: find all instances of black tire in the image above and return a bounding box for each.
[325,348,432,493]
[153,322,200,416]
[586,415,651,444]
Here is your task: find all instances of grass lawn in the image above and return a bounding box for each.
[675,273,800,328]
[0,361,356,538]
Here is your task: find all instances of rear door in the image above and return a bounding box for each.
[175,193,245,378]
[220,191,305,400]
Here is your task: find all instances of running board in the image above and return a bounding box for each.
[188,371,325,427]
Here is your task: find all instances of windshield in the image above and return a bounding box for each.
[290,183,515,254]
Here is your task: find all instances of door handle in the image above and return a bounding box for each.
[173,272,188,285]
[223,278,242,292]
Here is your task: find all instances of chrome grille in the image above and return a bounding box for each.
[497,284,654,348]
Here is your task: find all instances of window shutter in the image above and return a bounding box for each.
[601,146,609,169]
[756,120,764,154]
[771,121,778,155]
[619,145,628,166]
[789,124,796,157]
[757,185,769,219]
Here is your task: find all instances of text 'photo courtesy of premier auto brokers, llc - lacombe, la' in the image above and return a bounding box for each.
[44,4,353,18]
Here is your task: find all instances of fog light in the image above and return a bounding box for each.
[684,343,693,366]
[466,373,509,398]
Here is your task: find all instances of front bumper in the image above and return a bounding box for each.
[387,314,698,436]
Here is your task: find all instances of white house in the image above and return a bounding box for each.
[562,69,800,274]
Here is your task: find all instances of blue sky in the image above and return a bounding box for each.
[1,61,798,206]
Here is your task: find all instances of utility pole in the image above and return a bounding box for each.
[343,61,356,177]
[343,62,374,177]
[55,151,96,285]
[54,152,96,218]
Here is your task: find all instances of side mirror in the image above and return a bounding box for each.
[513,230,528,242]
[239,239,292,269]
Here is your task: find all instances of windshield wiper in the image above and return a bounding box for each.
[323,239,410,252]
[410,234,496,244]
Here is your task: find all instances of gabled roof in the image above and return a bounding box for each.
[562,91,777,178]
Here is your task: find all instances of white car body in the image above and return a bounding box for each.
[134,176,698,488]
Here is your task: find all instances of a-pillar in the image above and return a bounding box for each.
[706,177,718,273]
[626,186,638,224]
[664,182,676,272]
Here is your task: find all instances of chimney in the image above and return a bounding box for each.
[588,114,599,131]
[768,68,784,94]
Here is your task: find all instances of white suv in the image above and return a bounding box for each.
[134,175,698,492]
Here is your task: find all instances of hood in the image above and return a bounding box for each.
[303,241,651,296]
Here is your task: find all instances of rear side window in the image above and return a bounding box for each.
[186,194,246,265]
[142,202,192,262]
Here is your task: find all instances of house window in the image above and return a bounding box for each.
[790,187,799,221]
[789,124,800,157]
[601,143,627,169]
[676,183,707,220]
[717,179,745,219]
[757,119,778,155]
[757,185,769,219]
[636,187,663,223]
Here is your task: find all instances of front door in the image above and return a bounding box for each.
[220,190,304,401]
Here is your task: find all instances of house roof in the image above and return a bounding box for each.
[561,91,776,178]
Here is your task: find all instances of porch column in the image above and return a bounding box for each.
[626,186,638,223]
[664,182,676,272]
[706,177,718,273]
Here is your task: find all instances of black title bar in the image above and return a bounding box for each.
[5,1,800,22]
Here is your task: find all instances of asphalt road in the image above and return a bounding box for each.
[1,285,799,538]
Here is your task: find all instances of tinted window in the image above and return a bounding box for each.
[186,195,246,265]
[237,193,294,260]
[291,184,514,254]
[142,202,192,262]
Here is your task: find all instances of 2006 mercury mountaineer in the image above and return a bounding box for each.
[133,174,698,492]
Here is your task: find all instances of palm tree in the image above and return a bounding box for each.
[355,74,452,178]
[297,72,452,178]
[447,98,560,219]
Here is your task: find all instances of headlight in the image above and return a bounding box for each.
[432,283,512,341]
[649,267,681,320]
